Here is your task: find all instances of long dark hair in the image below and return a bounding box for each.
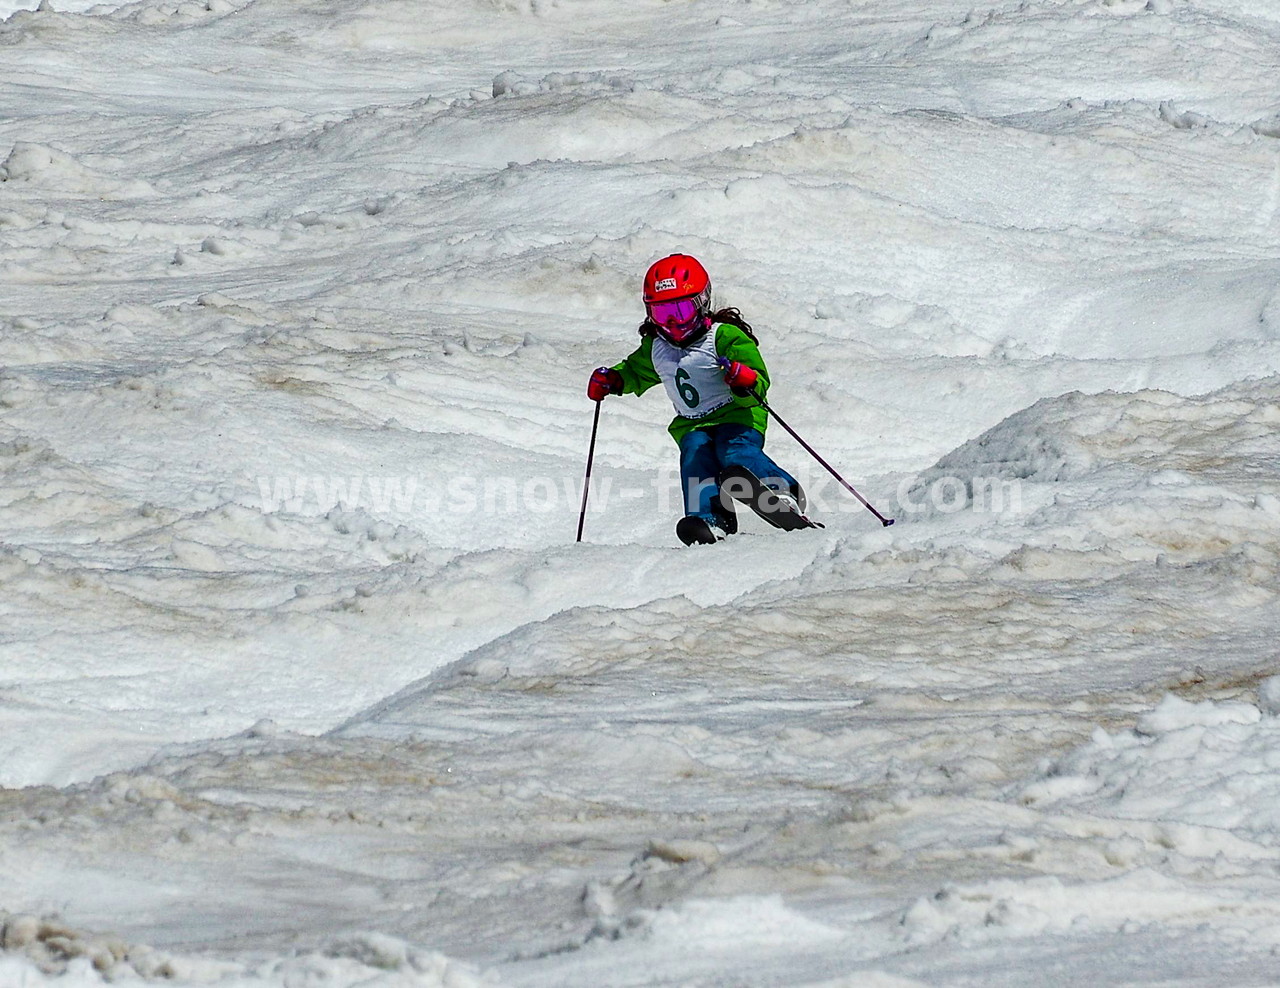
[639,307,759,344]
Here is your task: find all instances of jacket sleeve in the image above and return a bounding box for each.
[611,335,661,395]
[716,324,770,400]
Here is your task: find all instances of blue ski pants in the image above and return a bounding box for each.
[679,423,798,523]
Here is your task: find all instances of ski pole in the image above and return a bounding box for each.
[751,388,895,527]
[576,400,602,542]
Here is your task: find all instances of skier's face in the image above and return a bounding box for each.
[649,298,703,344]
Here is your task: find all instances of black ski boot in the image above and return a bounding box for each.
[717,466,822,531]
[676,516,723,545]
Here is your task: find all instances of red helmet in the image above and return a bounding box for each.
[643,253,710,303]
[643,254,713,345]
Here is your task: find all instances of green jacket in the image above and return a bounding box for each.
[611,323,770,444]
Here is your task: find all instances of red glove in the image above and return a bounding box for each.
[588,367,623,401]
[719,359,758,390]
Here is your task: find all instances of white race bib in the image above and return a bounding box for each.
[651,330,734,419]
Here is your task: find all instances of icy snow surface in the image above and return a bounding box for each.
[3,0,1280,983]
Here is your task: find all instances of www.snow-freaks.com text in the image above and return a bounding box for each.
[252,473,1022,518]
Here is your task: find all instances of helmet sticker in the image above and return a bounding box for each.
[654,278,678,293]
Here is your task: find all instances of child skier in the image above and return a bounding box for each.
[587,253,816,545]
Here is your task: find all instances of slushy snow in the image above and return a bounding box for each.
[2,0,1280,983]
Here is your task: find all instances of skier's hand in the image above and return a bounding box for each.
[587,367,623,402]
[719,358,758,391]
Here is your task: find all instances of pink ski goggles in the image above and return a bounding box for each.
[647,297,702,328]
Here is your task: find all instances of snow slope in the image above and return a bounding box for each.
[2,0,1280,983]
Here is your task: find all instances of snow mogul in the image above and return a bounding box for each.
[587,253,816,545]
